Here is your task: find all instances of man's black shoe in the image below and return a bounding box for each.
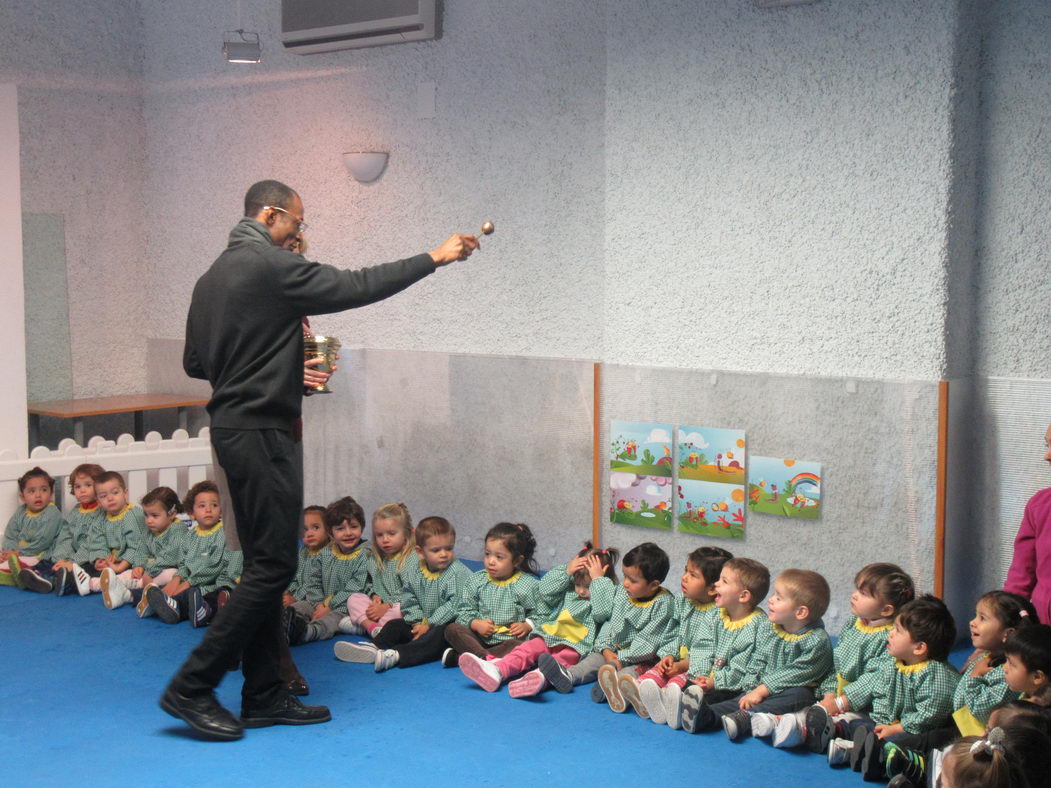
[160,687,244,741]
[285,674,310,696]
[241,694,331,728]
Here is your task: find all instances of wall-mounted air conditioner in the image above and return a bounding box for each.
[281,0,438,55]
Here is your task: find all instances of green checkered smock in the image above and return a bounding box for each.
[88,505,147,567]
[657,597,717,660]
[399,558,472,626]
[143,521,190,575]
[820,616,895,704]
[52,504,104,564]
[756,622,834,694]
[368,554,409,604]
[952,654,1019,729]
[304,542,370,610]
[688,607,767,690]
[533,564,617,656]
[288,546,323,601]
[593,579,676,665]
[2,503,65,559]
[176,521,227,593]
[218,549,243,588]
[455,569,542,645]
[851,658,961,734]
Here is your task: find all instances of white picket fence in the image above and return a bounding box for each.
[0,428,214,537]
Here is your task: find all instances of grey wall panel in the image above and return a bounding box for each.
[601,365,940,634]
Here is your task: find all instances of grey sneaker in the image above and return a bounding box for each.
[334,640,378,663]
[828,737,854,767]
[537,652,573,693]
[723,709,752,741]
[680,685,706,733]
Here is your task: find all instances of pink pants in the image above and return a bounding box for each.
[637,667,688,689]
[347,593,402,634]
[495,638,580,680]
[117,567,176,590]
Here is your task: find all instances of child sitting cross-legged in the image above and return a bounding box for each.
[98,486,190,612]
[144,481,228,627]
[335,516,472,671]
[21,463,105,595]
[345,502,415,638]
[3,467,67,592]
[823,594,960,780]
[675,557,770,732]
[283,505,329,609]
[458,542,620,696]
[540,542,674,707]
[629,546,732,726]
[443,523,543,665]
[284,496,370,645]
[681,567,834,738]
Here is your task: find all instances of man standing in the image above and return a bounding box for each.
[164,180,477,740]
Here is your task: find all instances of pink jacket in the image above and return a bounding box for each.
[1004,487,1051,624]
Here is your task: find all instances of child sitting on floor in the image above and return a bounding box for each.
[801,562,916,753]
[443,522,543,665]
[935,723,1051,788]
[823,594,960,780]
[634,546,732,726]
[76,471,146,596]
[716,569,835,742]
[99,486,190,612]
[3,467,67,592]
[335,515,473,671]
[547,541,673,708]
[283,505,328,608]
[674,556,770,730]
[285,496,370,645]
[144,480,228,627]
[346,502,415,638]
[458,542,620,696]
[1002,624,1051,706]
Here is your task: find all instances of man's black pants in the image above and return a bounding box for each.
[169,427,301,707]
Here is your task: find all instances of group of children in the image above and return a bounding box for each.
[2,464,241,627]
[6,463,1051,786]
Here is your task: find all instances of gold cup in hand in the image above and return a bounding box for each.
[303,334,341,394]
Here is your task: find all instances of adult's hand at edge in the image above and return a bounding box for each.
[429,234,480,266]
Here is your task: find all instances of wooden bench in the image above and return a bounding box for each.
[27,393,209,448]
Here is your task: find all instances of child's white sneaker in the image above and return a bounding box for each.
[70,563,92,596]
[374,649,399,673]
[664,681,684,729]
[459,652,502,692]
[334,640,378,663]
[508,669,547,698]
[639,679,666,724]
[336,616,365,635]
[597,664,627,713]
[750,712,779,738]
[772,710,807,748]
[828,737,854,767]
[100,569,131,610]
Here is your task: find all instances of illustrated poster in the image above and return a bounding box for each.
[609,420,674,530]
[747,456,822,520]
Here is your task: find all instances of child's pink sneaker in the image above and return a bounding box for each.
[508,669,547,698]
[459,652,502,692]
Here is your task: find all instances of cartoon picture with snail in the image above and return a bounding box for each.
[747,456,822,520]
[609,421,674,530]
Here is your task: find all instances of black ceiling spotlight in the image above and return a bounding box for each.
[223,29,262,63]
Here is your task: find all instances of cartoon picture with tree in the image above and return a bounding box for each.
[610,421,674,478]
[747,456,822,520]
[677,426,746,485]
[609,421,674,529]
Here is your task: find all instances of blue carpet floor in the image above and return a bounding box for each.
[4,583,967,787]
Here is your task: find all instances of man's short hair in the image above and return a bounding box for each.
[244,180,297,217]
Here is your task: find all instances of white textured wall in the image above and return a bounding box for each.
[140,0,606,362]
[605,0,959,380]
[974,0,1051,378]
[0,0,149,399]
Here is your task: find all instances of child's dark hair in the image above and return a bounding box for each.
[988,699,1051,737]
[485,522,539,576]
[946,724,1051,788]
[324,496,366,536]
[622,542,670,584]
[416,516,456,546]
[688,546,733,586]
[1005,624,1051,678]
[723,557,770,603]
[92,470,126,490]
[18,466,55,492]
[303,504,327,519]
[855,562,915,612]
[896,594,957,662]
[572,541,620,585]
[141,486,182,515]
[182,480,220,515]
[68,463,105,492]
[979,590,1038,666]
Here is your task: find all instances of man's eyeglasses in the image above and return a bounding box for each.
[263,205,308,234]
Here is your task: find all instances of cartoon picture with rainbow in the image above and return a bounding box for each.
[746,456,823,520]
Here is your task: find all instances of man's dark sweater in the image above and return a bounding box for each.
[184,218,435,430]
